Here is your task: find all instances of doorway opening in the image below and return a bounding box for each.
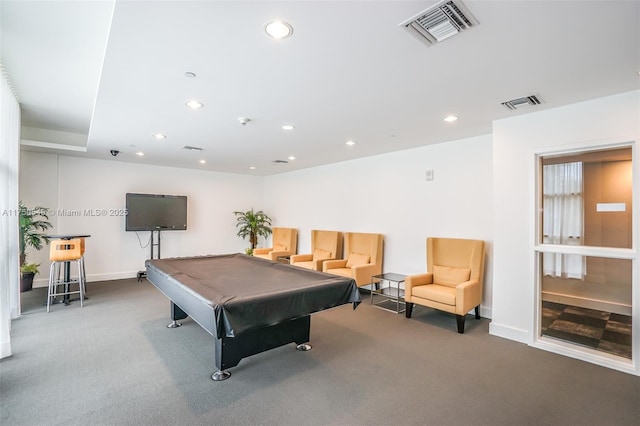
[537,146,633,360]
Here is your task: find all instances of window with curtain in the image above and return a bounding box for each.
[542,161,585,279]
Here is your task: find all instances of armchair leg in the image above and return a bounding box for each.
[475,305,481,320]
[405,302,414,318]
[456,315,466,334]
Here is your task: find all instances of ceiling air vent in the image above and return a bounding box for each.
[399,0,478,47]
[272,159,288,164]
[501,95,543,111]
[181,145,203,151]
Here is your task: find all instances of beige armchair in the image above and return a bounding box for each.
[323,232,383,287]
[290,230,343,271]
[253,227,298,261]
[405,237,485,333]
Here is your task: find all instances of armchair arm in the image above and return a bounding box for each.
[455,279,481,315]
[268,250,292,260]
[313,257,338,271]
[290,253,312,263]
[323,259,347,272]
[253,247,272,255]
[405,273,433,299]
[352,263,381,286]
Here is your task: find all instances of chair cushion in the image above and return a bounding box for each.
[433,265,471,287]
[346,252,370,268]
[313,248,332,261]
[326,267,353,279]
[412,284,456,306]
[273,243,287,251]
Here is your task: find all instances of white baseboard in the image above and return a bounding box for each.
[479,306,492,319]
[489,322,530,344]
[0,341,12,359]
[32,271,142,288]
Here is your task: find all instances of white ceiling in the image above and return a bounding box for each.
[2,0,639,176]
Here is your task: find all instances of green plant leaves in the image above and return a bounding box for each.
[233,208,272,249]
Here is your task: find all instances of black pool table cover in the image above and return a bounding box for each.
[145,253,361,338]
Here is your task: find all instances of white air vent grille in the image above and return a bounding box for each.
[501,95,543,110]
[400,0,478,46]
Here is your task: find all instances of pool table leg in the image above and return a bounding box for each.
[212,370,231,381]
[212,315,311,381]
[167,302,187,328]
[296,343,312,351]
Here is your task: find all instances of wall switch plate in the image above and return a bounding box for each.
[425,169,434,181]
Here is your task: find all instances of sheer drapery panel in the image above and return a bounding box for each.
[542,162,585,279]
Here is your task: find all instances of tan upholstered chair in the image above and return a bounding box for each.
[405,237,485,333]
[290,230,343,271]
[253,227,298,261]
[323,232,383,287]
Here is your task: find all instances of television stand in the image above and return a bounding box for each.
[138,229,161,281]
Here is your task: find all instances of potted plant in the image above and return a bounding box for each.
[19,201,52,292]
[20,263,41,293]
[233,208,272,256]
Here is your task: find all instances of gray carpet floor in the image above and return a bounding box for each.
[1,278,639,426]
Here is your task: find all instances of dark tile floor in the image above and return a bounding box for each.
[541,301,632,359]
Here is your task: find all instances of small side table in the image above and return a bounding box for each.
[276,255,291,264]
[370,273,406,313]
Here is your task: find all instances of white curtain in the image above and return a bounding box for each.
[0,73,21,359]
[542,162,585,279]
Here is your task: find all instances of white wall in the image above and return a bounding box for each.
[20,134,495,315]
[263,134,495,316]
[19,153,263,285]
[491,90,640,350]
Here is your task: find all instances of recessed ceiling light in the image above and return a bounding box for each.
[346,140,356,146]
[265,21,293,39]
[199,159,206,164]
[443,115,458,122]
[281,124,295,130]
[152,133,166,139]
[136,151,144,156]
[250,166,256,170]
[185,100,204,109]
[288,156,296,161]
[184,72,196,78]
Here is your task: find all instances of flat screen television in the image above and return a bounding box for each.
[125,193,187,231]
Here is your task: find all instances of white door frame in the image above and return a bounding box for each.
[530,139,638,376]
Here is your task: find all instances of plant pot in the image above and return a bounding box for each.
[20,272,35,293]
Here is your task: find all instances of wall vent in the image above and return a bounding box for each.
[501,95,543,110]
[399,0,478,47]
[181,145,203,151]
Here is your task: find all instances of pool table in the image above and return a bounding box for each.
[145,253,360,380]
